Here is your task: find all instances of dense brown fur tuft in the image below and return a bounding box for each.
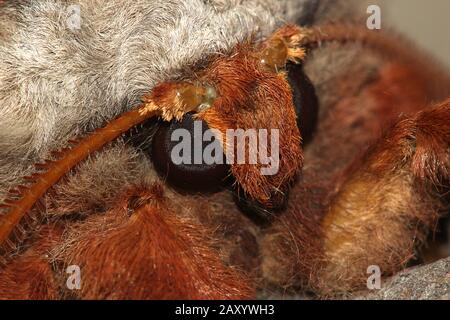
[318,101,449,295]
[0,226,62,300]
[261,23,450,297]
[263,55,450,296]
[200,41,303,208]
[51,184,254,299]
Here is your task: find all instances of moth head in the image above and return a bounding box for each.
[147,25,318,222]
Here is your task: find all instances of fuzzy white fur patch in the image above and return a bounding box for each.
[0,0,332,192]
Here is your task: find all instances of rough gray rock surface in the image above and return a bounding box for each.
[360,257,450,300]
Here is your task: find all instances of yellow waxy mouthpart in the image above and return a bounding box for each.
[176,84,217,111]
[260,37,289,71]
[139,83,217,121]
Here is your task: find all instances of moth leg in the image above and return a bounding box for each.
[0,226,62,300]
[317,99,450,295]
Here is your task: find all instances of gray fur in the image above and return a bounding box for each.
[0,0,320,191]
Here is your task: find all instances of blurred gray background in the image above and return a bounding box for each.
[384,0,450,69]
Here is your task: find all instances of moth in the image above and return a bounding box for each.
[0,0,449,299]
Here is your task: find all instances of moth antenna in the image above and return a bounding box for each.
[8,189,21,196]
[68,139,80,145]
[12,223,26,239]
[299,24,450,97]
[17,185,27,191]
[50,147,73,158]
[23,174,39,182]
[34,160,53,169]
[50,150,63,158]
[0,81,205,264]
[3,199,17,205]
[3,239,16,253]
[0,108,155,262]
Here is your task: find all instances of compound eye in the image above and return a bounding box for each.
[151,113,230,193]
[286,62,319,145]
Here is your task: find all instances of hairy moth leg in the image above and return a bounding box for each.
[261,24,450,297]
[0,226,62,299]
[316,100,450,295]
[50,184,253,300]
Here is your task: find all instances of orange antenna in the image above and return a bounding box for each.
[0,82,215,262]
[298,24,450,97]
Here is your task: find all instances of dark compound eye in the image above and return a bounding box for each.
[286,62,319,145]
[151,113,230,193]
[233,186,289,226]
